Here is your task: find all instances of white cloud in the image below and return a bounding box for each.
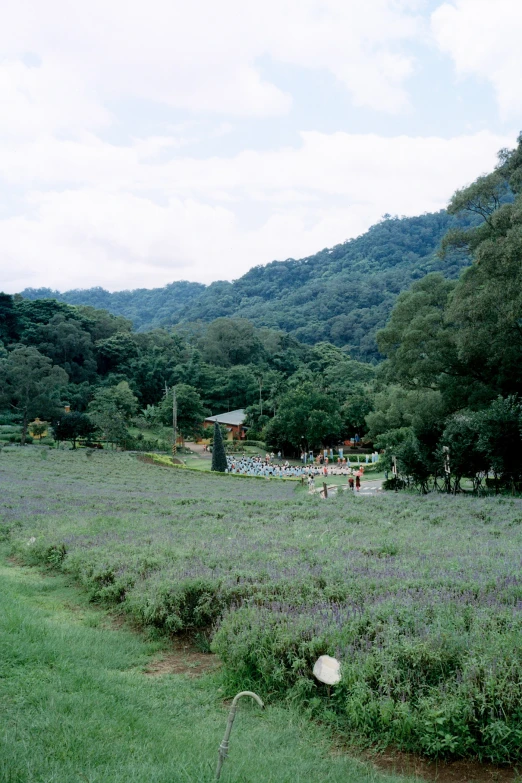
[0,130,513,292]
[0,59,111,139]
[0,1,517,295]
[1,0,423,119]
[432,0,522,120]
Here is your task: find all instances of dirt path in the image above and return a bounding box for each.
[316,479,383,498]
[184,441,212,459]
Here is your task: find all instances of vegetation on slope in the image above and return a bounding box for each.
[372,133,522,493]
[19,210,476,360]
[0,292,376,450]
[18,280,205,332]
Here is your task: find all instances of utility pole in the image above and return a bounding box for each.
[172,386,178,457]
[443,445,451,493]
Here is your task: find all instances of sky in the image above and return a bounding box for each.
[0,0,521,294]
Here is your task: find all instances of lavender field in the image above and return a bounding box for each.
[2,446,522,763]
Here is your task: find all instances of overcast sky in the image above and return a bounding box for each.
[0,0,520,293]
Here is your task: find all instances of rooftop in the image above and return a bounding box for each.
[204,409,246,427]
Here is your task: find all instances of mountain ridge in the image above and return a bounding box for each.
[19,209,475,361]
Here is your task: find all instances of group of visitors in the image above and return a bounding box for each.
[301,450,379,466]
[225,455,304,478]
[225,454,367,489]
[305,464,364,491]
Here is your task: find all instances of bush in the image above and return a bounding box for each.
[213,597,522,762]
[0,424,19,434]
[383,477,407,491]
[142,453,185,469]
[0,412,20,426]
[8,434,33,444]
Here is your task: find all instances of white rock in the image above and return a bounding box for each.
[27,537,36,545]
[313,655,341,685]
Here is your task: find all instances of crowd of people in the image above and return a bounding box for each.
[225,454,304,478]
[225,451,376,490]
[301,449,380,466]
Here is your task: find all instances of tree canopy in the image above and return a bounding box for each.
[372,133,522,492]
[0,346,68,444]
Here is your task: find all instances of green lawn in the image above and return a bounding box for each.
[0,552,413,783]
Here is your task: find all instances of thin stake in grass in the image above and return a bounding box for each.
[215,691,264,780]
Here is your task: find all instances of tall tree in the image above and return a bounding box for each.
[202,318,262,367]
[88,381,138,420]
[88,382,138,447]
[211,422,227,473]
[52,411,96,449]
[264,383,342,452]
[443,132,522,398]
[159,384,208,442]
[0,346,68,444]
[0,293,19,345]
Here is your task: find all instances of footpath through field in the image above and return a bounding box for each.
[316,478,384,498]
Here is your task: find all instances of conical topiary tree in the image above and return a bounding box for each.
[211,421,227,472]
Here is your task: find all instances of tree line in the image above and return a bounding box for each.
[369,132,522,492]
[0,293,375,450]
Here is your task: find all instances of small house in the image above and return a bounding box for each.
[202,409,247,441]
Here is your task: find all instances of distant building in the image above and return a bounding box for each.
[203,409,247,441]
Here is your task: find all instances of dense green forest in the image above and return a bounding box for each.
[370,133,522,492]
[20,210,477,361]
[19,280,205,334]
[0,292,376,450]
[4,133,522,492]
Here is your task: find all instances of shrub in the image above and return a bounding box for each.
[9,434,33,444]
[213,598,522,762]
[211,422,227,472]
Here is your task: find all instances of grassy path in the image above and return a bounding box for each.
[0,551,413,783]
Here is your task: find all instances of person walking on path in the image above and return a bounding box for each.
[348,476,354,491]
[355,475,361,492]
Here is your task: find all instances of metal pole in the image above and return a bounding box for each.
[215,691,264,780]
[443,445,451,493]
[172,387,177,456]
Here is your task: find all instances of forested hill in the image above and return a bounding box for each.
[19,280,206,333]
[20,210,474,361]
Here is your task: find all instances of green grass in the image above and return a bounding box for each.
[0,552,413,783]
[2,446,522,765]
